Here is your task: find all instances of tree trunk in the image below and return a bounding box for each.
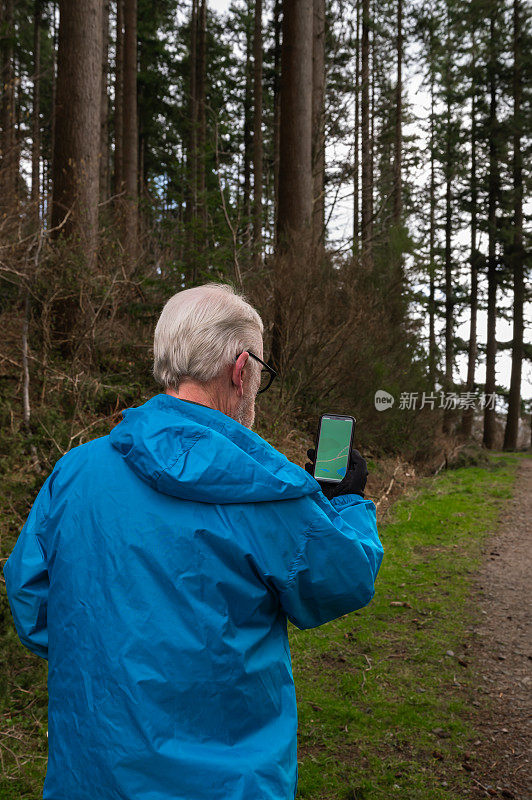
[276,0,313,239]
[483,11,499,449]
[0,0,17,217]
[353,0,360,255]
[100,0,110,201]
[121,0,138,267]
[360,0,372,270]
[243,13,252,240]
[272,0,281,237]
[196,0,207,240]
[271,0,313,369]
[392,0,402,225]
[252,0,263,265]
[388,0,404,326]
[461,43,478,439]
[31,0,42,223]
[47,0,57,225]
[370,22,375,247]
[442,44,453,435]
[185,0,198,266]
[114,0,124,195]
[428,62,436,388]
[503,0,524,451]
[51,0,102,262]
[311,0,325,250]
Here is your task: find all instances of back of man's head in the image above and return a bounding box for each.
[152,283,263,391]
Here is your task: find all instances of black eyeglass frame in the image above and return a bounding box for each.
[246,350,277,394]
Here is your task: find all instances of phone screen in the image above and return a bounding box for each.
[314,416,354,482]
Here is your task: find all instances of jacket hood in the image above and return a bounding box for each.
[109,393,320,504]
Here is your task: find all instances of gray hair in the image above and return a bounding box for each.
[152,283,264,389]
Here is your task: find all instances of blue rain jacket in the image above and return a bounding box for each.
[4,393,383,800]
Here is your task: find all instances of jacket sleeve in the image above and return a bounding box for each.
[2,473,54,660]
[278,492,384,630]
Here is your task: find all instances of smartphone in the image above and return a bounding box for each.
[313,414,356,483]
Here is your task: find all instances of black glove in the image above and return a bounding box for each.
[305,447,368,501]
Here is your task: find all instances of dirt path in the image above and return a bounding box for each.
[469,456,531,800]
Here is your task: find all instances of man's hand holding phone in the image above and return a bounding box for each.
[305,447,368,501]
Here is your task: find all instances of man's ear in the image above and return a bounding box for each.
[231,351,249,397]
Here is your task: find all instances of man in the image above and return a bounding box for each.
[4,283,383,800]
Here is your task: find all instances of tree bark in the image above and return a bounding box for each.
[353,0,360,255]
[243,13,252,239]
[185,0,198,260]
[369,21,375,248]
[483,11,499,449]
[51,0,103,266]
[100,0,110,201]
[503,0,524,451]
[311,0,325,250]
[392,0,402,225]
[461,41,479,439]
[196,0,207,239]
[0,0,17,217]
[121,0,138,266]
[428,59,436,388]
[252,0,263,265]
[360,0,372,270]
[31,0,42,222]
[114,0,124,195]
[272,0,281,237]
[47,0,57,225]
[276,0,313,239]
[272,0,313,369]
[387,0,404,326]
[442,39,453,435]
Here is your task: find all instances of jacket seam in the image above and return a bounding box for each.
[152,432,203,484]
[285,526,325,589]
[285,528,310,588]
[331,493,363,507]
[33,481,52,561]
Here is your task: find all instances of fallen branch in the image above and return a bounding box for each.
[0,353,22,370]
[360,654,372,691]
[433,442,468,477]
[471,776,493,797]
[66,407,122,450]
[375,462,401,511]
[21,290,31,427]
[433,457,447,476]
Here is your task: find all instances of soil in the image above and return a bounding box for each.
[467,456,531,800]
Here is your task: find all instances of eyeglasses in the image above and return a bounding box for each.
[247,350,277,394]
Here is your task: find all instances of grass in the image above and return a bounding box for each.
[292,452,526,799]
[0,466,49,800]
[0,451,526,799]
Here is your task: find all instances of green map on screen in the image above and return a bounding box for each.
[314,417,352,481]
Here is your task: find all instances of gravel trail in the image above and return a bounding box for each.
[469,457,531,800]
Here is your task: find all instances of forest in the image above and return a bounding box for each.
[0,2,531,797]
[0,0,530,470]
